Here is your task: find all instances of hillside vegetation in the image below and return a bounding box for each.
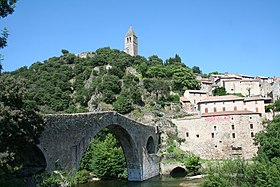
[8,47,199,115]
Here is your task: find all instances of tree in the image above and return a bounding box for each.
[0,74,44,174]
[79,130,127,179]
[212,87,227,96]
[192,66,202,74]
[113,95,133,114]
[0,0,17,73]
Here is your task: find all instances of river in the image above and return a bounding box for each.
[76,175,204,187]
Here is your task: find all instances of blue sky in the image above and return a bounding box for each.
[1,0,280,77]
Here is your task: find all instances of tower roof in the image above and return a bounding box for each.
[125,26,136,37]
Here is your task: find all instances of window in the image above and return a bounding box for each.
[251,132,254,137]
[205,108,208,113]
[245,108,247,110]
[186,132,189,137]
[234,106,237,111]
[232,125,235,130]
[194,99,196,104]
[214,107,217,112]
[232,133,236,138]
[244,102,246,105]
[194,107,196,112]
[233,101,235,103]
[250,124,253,129]
[255,101,258,104]
[214,126,217,131]
[256,107,259,112]
[223,107,226,111]
[211,133,214,138]
[196,134,199,138]
[250,117,252,119]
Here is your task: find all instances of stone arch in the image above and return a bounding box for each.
[106,124,142,180]
[20,145,47,176]
[39,112,160,181]
[77,124,142,181]
[146,136,155,154]
[170,167,187,178]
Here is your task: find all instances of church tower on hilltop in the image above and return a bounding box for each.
[124,26,138,56]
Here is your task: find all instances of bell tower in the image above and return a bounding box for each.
[124,26,138,56]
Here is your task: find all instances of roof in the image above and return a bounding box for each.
[180,96,190,102]
[199,95,244,103]
[125,26,136,37]
[237,74,255,79]
[244,97,265,102]
[202,110,260,117]
[186,90,208,94]
[223,79,259,83]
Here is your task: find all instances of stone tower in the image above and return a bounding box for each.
[124,26,138,56]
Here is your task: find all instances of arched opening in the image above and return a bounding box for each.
[146,136,155,154]
[170,167,187,178]
[18,146,47,177]
[79,125,141,181]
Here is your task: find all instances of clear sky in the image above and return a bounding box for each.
[1,0,280,77]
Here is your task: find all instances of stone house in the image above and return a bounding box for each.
[173,112,264,159]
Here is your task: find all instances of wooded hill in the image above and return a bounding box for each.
[7,47,200,115]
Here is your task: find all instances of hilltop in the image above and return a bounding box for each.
[7,47,199,121]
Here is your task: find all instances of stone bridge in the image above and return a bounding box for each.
[37,111,160,181]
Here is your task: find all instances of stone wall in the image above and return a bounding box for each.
[39,111,160,181]
[172,113,264,159]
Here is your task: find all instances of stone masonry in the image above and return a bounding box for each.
[38,111,160,181]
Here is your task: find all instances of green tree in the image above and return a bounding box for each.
[273,99,280,112]
[212,87,227,96]
[192,66,202,74]
[0,0,17,73]
[80,130,127,179]
[113,95,133,114]
[0,74,44,174]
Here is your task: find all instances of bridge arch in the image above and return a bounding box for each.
[38,112,160,181]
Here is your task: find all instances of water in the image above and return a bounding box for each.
[77,175,204,187]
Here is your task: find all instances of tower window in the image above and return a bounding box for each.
[232,125,235,130]
[196,134,200,138]
[211,133,214,138]
[214,126,217,131]
[214,107,217,112]
[186,132,189,137]
[234,106,237,111]
[205,108,208,113]
[250,124,253,129]
[232,133,236,138]
[223,107,226,111]
[251,132,254,137]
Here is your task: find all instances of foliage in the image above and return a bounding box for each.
[254,115,280,162]
[0,0,17,73]
[75,170,91,184]
[79,129,127,180]
[212,87,227,96]
[37,170,76,187]
[192,66,202,74]
[113,95,133,114]
[8,47,199,115]
[0,176,25,187]
[0,74,44,174]
[273,99,280,112]
[183,153,201,175]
